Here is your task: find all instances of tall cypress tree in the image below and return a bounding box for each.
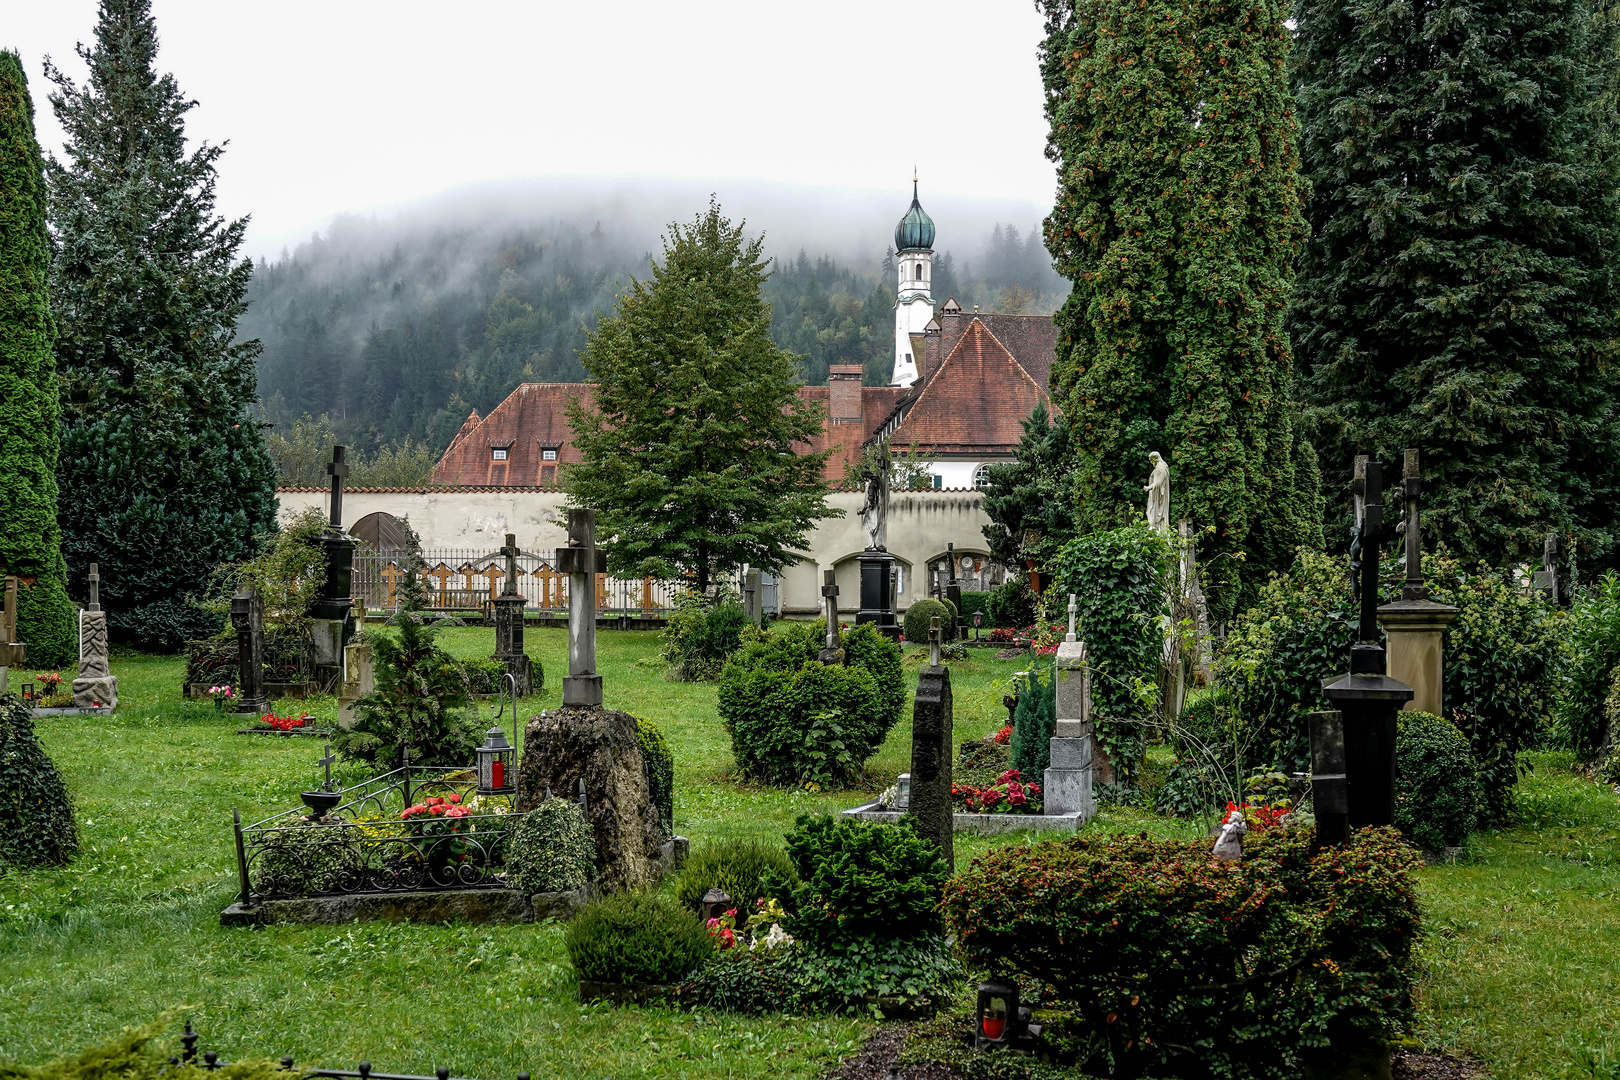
[1037,0,1321,620]
[1291,0,1620,570]
[46,0,277,645]
[0,51,76,667]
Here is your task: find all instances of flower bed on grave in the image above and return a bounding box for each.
[232,762,518,902]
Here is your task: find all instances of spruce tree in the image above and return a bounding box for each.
[565,199,833,592]
[1037,0,1321,618]
[1290,0,1620,570]
[0,51,76,668]
[979,402,1076,576]
[46,0,277,645]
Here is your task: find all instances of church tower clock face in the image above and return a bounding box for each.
[892,178,935,387]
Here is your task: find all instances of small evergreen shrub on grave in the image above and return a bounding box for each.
[1396,712,1480,851]
[1010,659,1057,777]
[779,815,949,946]
[332,569,479,768]
[1555,572,1620,759]
[661,588,751,681]
[1049,525,1173,786]
[565,891,712,986]
[682,943,809,1014]
[1,1013,286,1080]
[986,579,1036,629]
[0,694,78,868]
[635,716,675,837]
[252,826,361,897]
[904,598,950,646]
[506,797,595,895]
[942,828,1423,1080]
[718,622,902,787]
[675,836,798,915]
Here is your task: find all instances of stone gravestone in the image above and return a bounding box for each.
[909,616,953,870]
[231,587,268,715]
[1531,532,1560,602]
[817,569,845,665]
[1045,594,1097,818]
[741,567,763,625]
[72,562,118,709]
[518,508,662,892]
[491,533,533,695]
[1376,449,1459,716]
[1324,459,1413,828]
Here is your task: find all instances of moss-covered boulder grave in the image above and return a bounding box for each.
[942,828,1422,1079]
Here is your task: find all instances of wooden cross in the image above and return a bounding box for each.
[478,564,504,598]
[381,561,402,607]
[318,744,337,792]
[427,562,455,596]
[326,446,351,529]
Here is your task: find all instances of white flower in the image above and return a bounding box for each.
[752,923,794,951]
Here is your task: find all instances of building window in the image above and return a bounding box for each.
[542,447,558,462]
[932,474,943,489]
[973,464,992,489]
[492,447,508,461]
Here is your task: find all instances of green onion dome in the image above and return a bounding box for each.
[894,182,935,251]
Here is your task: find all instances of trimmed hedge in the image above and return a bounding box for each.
[1395,711,1479,850]
[675,836,798,915]
[635,716,675,837]
[718,622,903,787]
[565,891,712,986]
[661,589,751,681]
[0,693,78,868]
[507,798,595,895]
[943,828,1422,1079]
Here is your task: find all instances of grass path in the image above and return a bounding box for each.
[1,627,1616,1077]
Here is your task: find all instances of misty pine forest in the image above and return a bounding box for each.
[243,211,1065,466]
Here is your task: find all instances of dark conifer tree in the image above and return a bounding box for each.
[980,402,1075,577]
[1037,0,1321,617]
[1291,0,1620,569]
[46,0,277,644]
[0,51,76,666]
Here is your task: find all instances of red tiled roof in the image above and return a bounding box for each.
[924,312,1057,391]
[888,318,1051,452]
[431,383,593,486]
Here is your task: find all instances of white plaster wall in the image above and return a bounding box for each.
[277,486,993,615]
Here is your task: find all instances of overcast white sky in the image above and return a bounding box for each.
[4,0,1058,261]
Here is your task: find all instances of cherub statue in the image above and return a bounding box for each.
[1212,805,1247,861]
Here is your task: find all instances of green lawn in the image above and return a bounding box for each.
[1,627,1617,1078]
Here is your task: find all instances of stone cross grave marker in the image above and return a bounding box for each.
[1533,532,1560,601]
[1065,593,1077,642]
[501,534,521,596]
[87,562,101,612]
[318,744,337,792]
[73,561,118,709]
[910,614,953,869]
[556,508,608,707]
[1047,592,1096,815]
[818,569,845,665]
[1377,448,1459,716]
[492,533,532,695]
[1400,448,1426,601]
[326,445,350,528]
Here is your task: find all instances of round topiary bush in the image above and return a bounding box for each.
[904,598,950,646]
[507,797,596,895]
[1395,711,1480,850]
[565,891,712,986]
[675,836,799,915]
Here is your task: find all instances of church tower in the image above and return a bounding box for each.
[891,180,935,386]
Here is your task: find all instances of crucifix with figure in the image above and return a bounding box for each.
[492,532,533,695]
[311,445,359,627]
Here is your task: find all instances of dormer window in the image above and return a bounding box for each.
[541,447,559,462]
[491,447,509,461]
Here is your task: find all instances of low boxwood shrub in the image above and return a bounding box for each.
[675,836,798,916]
[635,717,675,837]
[718,622,903,787]
[565,891,712,986]
[904,598,950,646]
[506,798,596,895]
[1395,711,1479,850]
[779,814,949,947]
[661,589,751,681]
[0,693,79,868]
[942,828,1422,1080]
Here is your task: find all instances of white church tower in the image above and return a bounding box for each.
[891,179,936,386]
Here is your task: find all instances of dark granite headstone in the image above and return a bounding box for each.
[909,619,953,870]
[231,587,267,714]
[492,533,532,695]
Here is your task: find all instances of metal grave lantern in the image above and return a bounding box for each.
[895,772,912,810]
[477,726,515,795]
[975,978,1019,1049]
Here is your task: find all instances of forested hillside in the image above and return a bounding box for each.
[243,212,1063,466]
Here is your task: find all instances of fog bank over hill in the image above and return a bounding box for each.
[243,176,1068,461]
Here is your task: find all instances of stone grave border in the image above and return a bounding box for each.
[840,802,1085,834]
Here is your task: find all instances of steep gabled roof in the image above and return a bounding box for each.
[887,318,1051,454]
[432,383,594,486]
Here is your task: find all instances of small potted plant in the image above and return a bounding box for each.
[209,685,234,710]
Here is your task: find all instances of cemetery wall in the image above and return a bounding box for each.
[275,487,993,614]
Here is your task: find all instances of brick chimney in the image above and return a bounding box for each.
[829,365,863,425]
